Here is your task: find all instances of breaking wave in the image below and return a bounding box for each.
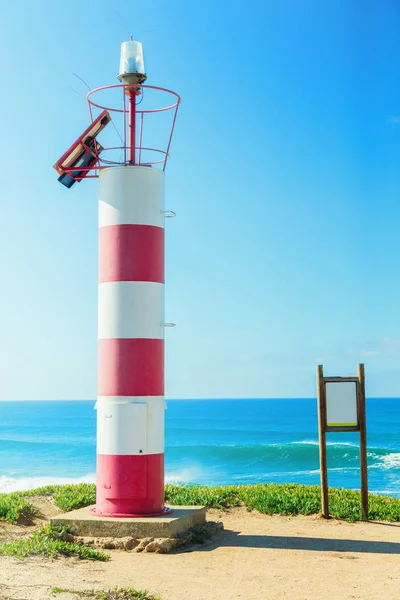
[0,474,96,494]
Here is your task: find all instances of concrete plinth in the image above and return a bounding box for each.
[50,505,206,538]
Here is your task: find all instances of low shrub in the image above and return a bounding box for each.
[0,492,39,523]
[0,524,109,560]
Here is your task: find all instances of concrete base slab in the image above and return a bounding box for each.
[50,505,206,538]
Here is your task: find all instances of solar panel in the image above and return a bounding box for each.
[53,110,111,187]
[57,141,105,188]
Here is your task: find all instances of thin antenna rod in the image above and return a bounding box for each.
[72,73,91,92]
[69,86,86,100]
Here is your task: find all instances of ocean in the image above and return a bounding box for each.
[0,399,399,497]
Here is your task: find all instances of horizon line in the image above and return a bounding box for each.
[0,396,399,402]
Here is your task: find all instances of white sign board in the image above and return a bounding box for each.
[326,381,358,427]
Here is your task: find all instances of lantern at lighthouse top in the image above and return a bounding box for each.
[117,37,147,85]
[53,38,180,185]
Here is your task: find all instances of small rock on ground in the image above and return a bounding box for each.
[75,535,139,550]
[145,538,184,553]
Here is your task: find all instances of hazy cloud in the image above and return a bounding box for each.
[387,116,400,124]
[316,338,400,363]
[359,338,400,358]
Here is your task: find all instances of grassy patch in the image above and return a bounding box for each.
[51,484,96,512]
[0,484,399,524]
[0,524,109,561]
[0,492,39,523]
[239,483,321,516]
[51,587,160,599]
[165,484,241,509]
[20,484,96,512]
[166,483,400,522]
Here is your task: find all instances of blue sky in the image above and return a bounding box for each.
[1,0,400,400]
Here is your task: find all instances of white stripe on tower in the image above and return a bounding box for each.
[95,166,166,517]
[98,281,165,340]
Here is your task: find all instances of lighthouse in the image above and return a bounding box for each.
[53,39,180,517]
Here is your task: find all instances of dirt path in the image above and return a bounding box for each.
[0,507,399,600]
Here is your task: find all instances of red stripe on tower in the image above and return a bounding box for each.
[96,454,164,516]
[98,338,164,397]
[99,224,165,283]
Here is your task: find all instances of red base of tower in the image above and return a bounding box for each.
[95,453,164,516]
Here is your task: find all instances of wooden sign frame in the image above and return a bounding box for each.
[317,364,368,521]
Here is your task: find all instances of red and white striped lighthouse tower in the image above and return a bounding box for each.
[53,39,180,516]
[96,164,166,516]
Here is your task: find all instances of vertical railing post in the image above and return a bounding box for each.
[123,87,127,165]
[138,112,144,166]
[358,363,368,521]
[129,88,136,165]
[317,365,329,518]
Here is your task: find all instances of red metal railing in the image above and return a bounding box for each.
[58,84,180,181]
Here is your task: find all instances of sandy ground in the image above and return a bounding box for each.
[0,500,399,600]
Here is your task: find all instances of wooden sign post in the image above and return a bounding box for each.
[316,364,368,520]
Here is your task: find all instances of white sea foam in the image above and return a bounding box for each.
[292,441,358,447]
[371,489,400,497]
[165,467,205,484]
[0,469,199,494]
[292,441,319,446]
[326,441,359,447]
[0,474,96,494]
[367,452,400,471]
[379,453,400,469]
[235,466,361,480]
[234,469,321,479]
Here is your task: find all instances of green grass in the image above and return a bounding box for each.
[167,483,400,522]
[0,483,399,525]
[165,484,241,509]
[0,484,96,524]
[0,492,39,523]
[22,484,97,512]
[51,587,160,599]
[0,524,109,561]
